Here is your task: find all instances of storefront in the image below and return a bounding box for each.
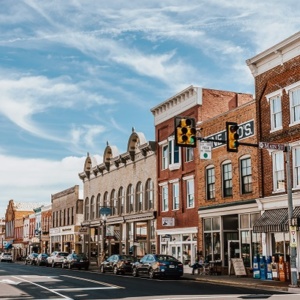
[157,227,198,266]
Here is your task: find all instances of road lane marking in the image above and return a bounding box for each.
[12,276,72,300]
[53,287,119,291]
[62,274,124,289]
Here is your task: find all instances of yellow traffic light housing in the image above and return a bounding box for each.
[226,122,239,152]
[175,116,197,147]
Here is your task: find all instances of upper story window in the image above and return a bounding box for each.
[136,182,143,212]
[206,166,215,200]
[162,144,168,170]
[118,187,124,214]
[185,177,194,208]
[172,181,180,210]
[185,147,194,162]
[168,138,180,170]
[272,151,285,192]
[110,189,117,215]
[103,191,109,208]
[127,184,134,213]
[240,157,252,194]
[84,198,89,221]
[145,179,154,210]
[161,184,168,212]
[285,81,300,126]
[90,196,95,220]
[267,90,282,132]
[222,162,232,197]
[293,146,300,189]
[96,194,100,218]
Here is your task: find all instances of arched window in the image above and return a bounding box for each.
[85,197,89,220]
[96,194,101,218]
[118,187,124,214]
[110,189,117,215]
[136,182,143,211]
[103,192,109,208]
[90,196,95,220]
[127,184,134,213]
[145,179,154,210]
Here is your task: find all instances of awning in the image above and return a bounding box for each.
[5,243,12,249]
[253,208,288,233]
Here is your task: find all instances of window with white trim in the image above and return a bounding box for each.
[206,166,215,200]
[161,185,168,212]
[240,157,252,194]
[172,182,179,210]
[168,138,180,168]
[136,182,143,211]
[127,184,134,213]
[162,144,168,170]
[185,147,194,162]
[222,162,232,197]
[293,146,300,188]
[272,151,285,191]
[290,88,300,124]
[270,95,282,131]
[186,179,194,208]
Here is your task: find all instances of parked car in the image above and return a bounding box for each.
[62,253,89,270]
[100,254,137,275]
[36,253,49,266]
[132,254,183,279]
[24,253,38,265]
[47,251,69,268]
[0,252,13,263]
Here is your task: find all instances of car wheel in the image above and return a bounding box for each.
[149,268,155,279]
[51,261,55,268]
[68,264,72,269]
[85,266,89,270]
[113,266,119,275]
[100,265,105,273]
[132,268,138,277]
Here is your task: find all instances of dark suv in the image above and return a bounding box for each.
[132,254,183,279]
[100,254,137,275]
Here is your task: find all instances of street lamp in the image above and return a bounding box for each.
[100,214,107,263]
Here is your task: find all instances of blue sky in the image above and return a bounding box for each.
[0,0,299,217]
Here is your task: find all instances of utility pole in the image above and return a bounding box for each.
[285,145,298,287]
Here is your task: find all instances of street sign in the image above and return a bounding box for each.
[258,142,285,151]
[290,226,297,248]
[200,142,212,159]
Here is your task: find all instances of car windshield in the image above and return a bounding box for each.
[59,253,69,257]
[120,255,135,261]
[156,255,178,262]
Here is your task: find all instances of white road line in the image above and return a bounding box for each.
[61,274,124,289]
[12,276,72,300]
[53,287,119,292]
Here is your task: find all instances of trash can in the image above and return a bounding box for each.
[253,255,260,279]
[278,256,286,282]
[260,256,267,280]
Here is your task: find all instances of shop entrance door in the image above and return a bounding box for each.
[228,240,240,272]
[171,245,182,262]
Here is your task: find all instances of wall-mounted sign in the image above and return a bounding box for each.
[78,227,88,234]
[162,217,175,226]
[99,206,112,216]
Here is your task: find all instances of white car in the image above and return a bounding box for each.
[46,251,69,267]
[0,252,13,262]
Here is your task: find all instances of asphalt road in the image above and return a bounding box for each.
[0,262,295,300]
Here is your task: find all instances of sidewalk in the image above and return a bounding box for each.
[90,263,300,293]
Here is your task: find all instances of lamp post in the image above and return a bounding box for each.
[101,214,107,263]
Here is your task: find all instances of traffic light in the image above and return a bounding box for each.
[226,122,239,152]
[174,116,197,147]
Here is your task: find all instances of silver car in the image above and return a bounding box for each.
[47,251,69,268]
[0,252,13,262]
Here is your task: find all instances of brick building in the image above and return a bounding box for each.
[50,185,83,254]
[79,129,156,260]
[151,85,253,267]
[247,31,300,272]
[196,100,260,271]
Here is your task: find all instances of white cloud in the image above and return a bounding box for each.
[0,154,86,217]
